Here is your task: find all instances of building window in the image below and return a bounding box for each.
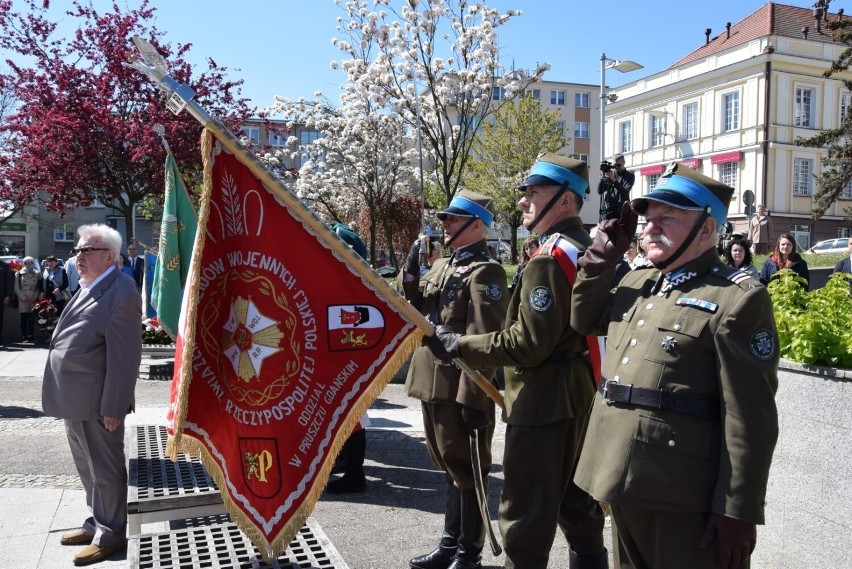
[0,235,25,256]
[794,87,814,128]
[531,89,541,100]
[792,158,814,196]
[790,224,811,251]
[841,179,852,200]
[492,86,505,101]
[554,120,565,135]
[241,127,260,145]
[268,130,288,146]
[682,102,699,140]
[457,115,481,131]
[647,174,661,190]
[574,122,589,138]
[650,114,665,148]
[718,162,738,194]
[839,227,852,238]
[299,130,321,166]
[551,90,565,106]
[722,91,740,132]
[575,92,590,108]
[841,92,851,121]
[576,153,589,162]
[54,223,75,242]
[619,121,632,153]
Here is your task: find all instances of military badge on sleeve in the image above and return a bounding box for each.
[749,329,776,360]
[485,283,502,301]
[529,286,553,312]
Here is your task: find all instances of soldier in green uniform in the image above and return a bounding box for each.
[427,154,608,569]
[403,190,509,569]
[570,163,779,569]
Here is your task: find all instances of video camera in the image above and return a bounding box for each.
[600,160,614,174]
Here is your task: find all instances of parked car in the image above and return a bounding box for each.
[805,238,849,255]
[487,239,512,263]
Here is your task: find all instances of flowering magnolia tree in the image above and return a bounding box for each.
[334,0,548,206]
[0,0,251,235]
[266,0,547,264]
[268,88,418,266]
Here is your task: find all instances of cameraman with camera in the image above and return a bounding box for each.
[598,154,635,222]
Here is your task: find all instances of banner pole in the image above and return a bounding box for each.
[127,39,504,409]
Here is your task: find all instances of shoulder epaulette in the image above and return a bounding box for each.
[727,269,752,286]
[710,264,757,289]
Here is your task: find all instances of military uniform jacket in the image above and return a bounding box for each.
[571,248,779,524]
[458,217,595,426]
[405,240,508,410]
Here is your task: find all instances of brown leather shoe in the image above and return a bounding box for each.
[60,529,94,546]
[73,540,127,566]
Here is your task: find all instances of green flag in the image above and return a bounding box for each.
[152,152,198,339]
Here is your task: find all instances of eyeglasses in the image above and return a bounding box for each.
[71,247,111,256]
[23,261,33,265]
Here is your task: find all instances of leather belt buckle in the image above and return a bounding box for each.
[602,379,629,405]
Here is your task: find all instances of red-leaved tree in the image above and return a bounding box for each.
[0,0,252,238]
[357,193,423,269]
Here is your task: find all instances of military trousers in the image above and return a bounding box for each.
[499,415,605,569]
[422,401,494,491]
[64,418,128,547]
[610,505,750,569]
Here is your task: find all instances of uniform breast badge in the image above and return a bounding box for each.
[661,335,678,352]
[675,297,718,313]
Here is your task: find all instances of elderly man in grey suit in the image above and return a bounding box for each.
[42,223,142,566]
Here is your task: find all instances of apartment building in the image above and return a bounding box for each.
[605,2,852,249]
[450,79,603,227]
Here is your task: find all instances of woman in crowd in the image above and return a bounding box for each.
[421,239,443,277]
[14,257,42,343]
[119,253,134,278]
[42,256,70,316]
[509,236,539,292]
[759,233,810,290]
[724,235,758,277]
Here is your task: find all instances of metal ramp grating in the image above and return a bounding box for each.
[133,514,348,569]
[134,424,219,501]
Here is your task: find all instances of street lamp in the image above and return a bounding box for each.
[599,53,643,166]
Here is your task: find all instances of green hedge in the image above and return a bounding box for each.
[767,270,852,367]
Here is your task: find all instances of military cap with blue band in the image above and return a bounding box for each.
[631,162,734,227]
[436,189,496,227]
[518,152,590,199]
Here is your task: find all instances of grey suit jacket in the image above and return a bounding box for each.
[42,269,142,421]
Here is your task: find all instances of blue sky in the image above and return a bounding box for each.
[64,1,851,109]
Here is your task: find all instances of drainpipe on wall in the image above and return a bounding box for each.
[761,50,773,210]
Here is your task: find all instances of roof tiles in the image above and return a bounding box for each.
[670,2,847,68]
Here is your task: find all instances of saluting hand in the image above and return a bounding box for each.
[579,202,638,276]
[699,512,756,569]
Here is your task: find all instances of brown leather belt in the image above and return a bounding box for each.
[597,379,718,420]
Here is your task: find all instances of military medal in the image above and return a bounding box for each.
[661,336,677,352]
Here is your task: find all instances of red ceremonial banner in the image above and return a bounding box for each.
[166,129,421,558]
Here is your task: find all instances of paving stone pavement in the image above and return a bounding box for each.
[0,345,600,568]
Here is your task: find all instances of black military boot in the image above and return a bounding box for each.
[446,489,484,569]
[410,480,461,569]
[569,548,609,569]
[326,429,366,494]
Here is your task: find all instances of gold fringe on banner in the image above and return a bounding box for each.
[165,128,216,462]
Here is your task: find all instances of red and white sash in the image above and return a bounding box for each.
[534,234,605,386]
